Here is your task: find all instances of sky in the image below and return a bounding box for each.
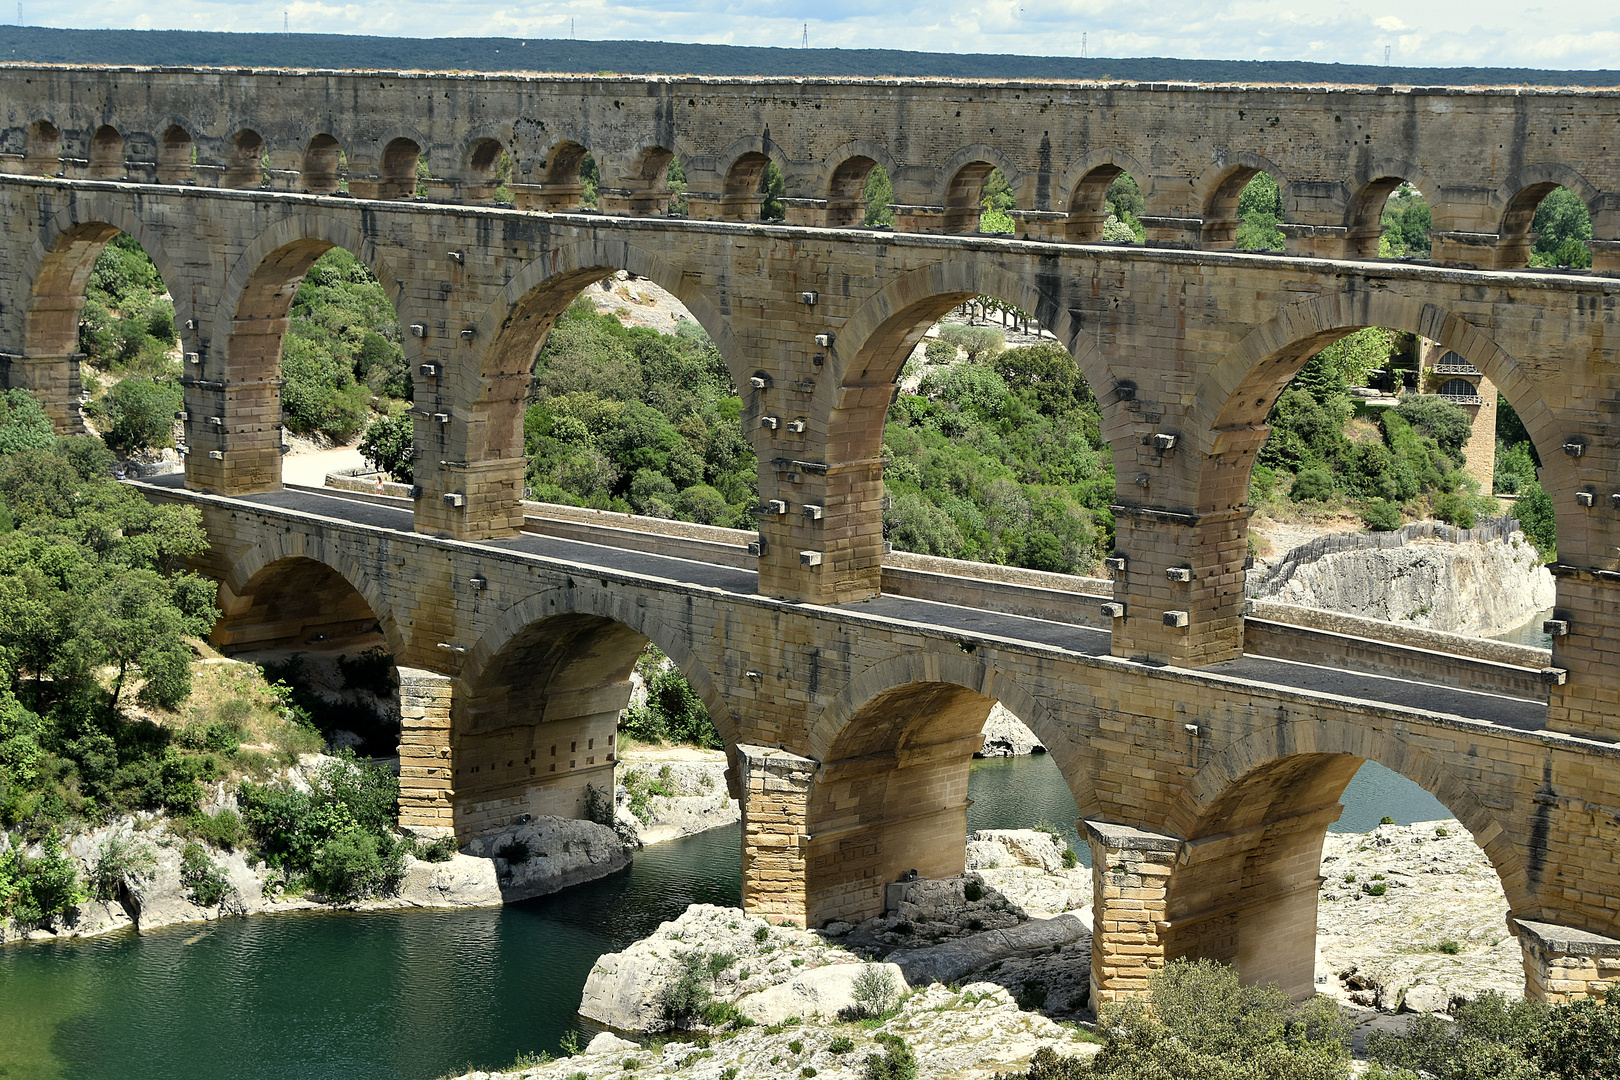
[22,0,1620,72]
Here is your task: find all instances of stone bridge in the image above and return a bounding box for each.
[4,65,1620,1006]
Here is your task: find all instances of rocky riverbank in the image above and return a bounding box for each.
[0,757,632,946]
[615,747,739,845]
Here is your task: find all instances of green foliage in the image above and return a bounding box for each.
[0,391,57,456]
[1104,174,1146,241]
[280,249,405,440]
[661,950,714,1030]
[238,752,404,900]
[1394,396,1473,459]
[0,832,85,926]
[1362,498,1403,531]
[1364,990,1556,1080]
[358,413,414,484]
[101,377,183,454]
[1291,468,1335,502]
[1495,440,1539,495]
[1528,187,1593,269]
[979,168,1015,233]
[829,1036,856,1054]
[862,1035,918,1080]
[524,299,752,524]
[620,658,720,749]
[1515,481,1557,559]
[864,166,895,227]
[1380,185,1433,257]
[1004,958,1350,1079]
[760,161,786,220]
[186,807,246,850]
[416,833,458,863]
[89,833,156,900]
[849,966,900,1019]
[179,839,232,906]
[77,234,178,376]
[1236,172,1285,251]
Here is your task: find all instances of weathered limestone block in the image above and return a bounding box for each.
[738,743,817,925]
[1516,918,1620,1004]
[1086,820,1179,1005]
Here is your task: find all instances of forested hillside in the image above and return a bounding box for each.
[2,26,1616,85]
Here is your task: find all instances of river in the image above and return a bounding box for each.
[0,757,1457,1080]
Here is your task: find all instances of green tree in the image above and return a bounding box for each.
[1529,187,1593,269]
[358,414,414,484]
[0,390,57,456]
[1236,172,1286,251]
[864,165,895,227]
[761,161,786,220]
[1380,185,1433,257]
[101,377,183,455]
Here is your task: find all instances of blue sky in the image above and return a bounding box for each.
[28,0,1620,71]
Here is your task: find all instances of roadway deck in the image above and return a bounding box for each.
[139,475,1547,734]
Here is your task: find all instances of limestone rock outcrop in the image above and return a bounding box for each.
[1256,534,1554,636]
[615,752,739,845]
[461,816,632,902]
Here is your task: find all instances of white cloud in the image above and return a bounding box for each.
[27,0,1620,71]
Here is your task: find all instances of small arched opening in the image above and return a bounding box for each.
[1347,177,1431,259]
[224,129,266,189]
[156,124,194,184]
[1065,164,1144,243]
[826,155,892,228]
[1501,183,1593,270]
[24,119,61,176]
[722,151,783,221]
[941,160,998,234]
[87,124,125,180]
[301,133,344,194]
[376,137,422,200]
[461,137,509,202]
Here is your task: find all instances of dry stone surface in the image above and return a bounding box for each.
[1316,819,1520,1011]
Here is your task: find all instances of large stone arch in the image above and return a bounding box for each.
[798,649,1069,926]
[460,235,744,468]
[211,535,408,659]
[1136,716,1537,998]
[1191,287,1568,515]
[1056,148,1153,222]
[1193,152,1292,248]
[450,584,733,835]
[20,191,194,355]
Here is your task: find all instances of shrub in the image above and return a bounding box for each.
[416,834,459,863]
[848,966,900,1019]
[1365,990,1552,1080]
[358,414,414,484]
[309,829,405,902]
[1362,498,1403,531]
[924,338,957,365]
[661,950,713,1030]
[1438,939,1461,954]
[1291,467,1336,502]
[1536,995,1620,1080]
[963,881,984,902]
[0,389,57,456]
[90,834,157,901]
[1364,882,1389,896]
[0,834,86,927]
[1432,491,1476,528]
[179,841,232,907]
[829,1036,856,1054]
[1395,395,1473,460]
[188,808,246,851]
[102,377,183,454]
[496,839,531,865]
[862,1035,918,1080]
[1061,846,1078,869]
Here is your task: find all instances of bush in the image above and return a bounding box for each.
[848,966,900,1019]
[309,829,404,902]
[1291,468,1336,502]
[102,377,183,454]
[1365,990,1554,1080]
[1516,481,1556,558]
[924,339,957,365]
[0,390,57,456]
[1432,491,1476,528]
[661,950,713,1030]
[357,414,414,484]
[829,1036,856,1054]
[179,841,232,907]
[1395,396,1473,460]
[90,834,156,901]
[1536,995,1620,1080]
[0,833,85,927]
[416,834,459,863]
[1362,498,1403,531]
[863,1035,918,1080]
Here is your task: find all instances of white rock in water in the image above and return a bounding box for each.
[460,816,631,903]
[398,853,502,908]
[979,703,1045,756]
[737,962,911,1024]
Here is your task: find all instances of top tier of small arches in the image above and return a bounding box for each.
[2,67,1615,272]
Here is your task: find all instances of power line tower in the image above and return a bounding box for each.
[1082,33,1087,58]
[802,23,808,48]
[1385,45,1391,65]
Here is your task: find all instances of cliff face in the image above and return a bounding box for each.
[1254,534,1554,637]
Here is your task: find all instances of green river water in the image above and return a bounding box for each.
[0,756,1450,1080]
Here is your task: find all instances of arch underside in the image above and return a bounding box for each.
[211,555,384,653]
[805,681,998,926]
[453,613,645,837]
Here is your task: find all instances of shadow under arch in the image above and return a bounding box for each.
[801,650,1070,926]
[1056,148,1152,242]
[1190,288,1569,517]
[1151,718,1536,997]
[463,236,745,467]
[211,540,407,660]
[451,585,733,837]
[1343,159,1441,257]
[1493,163,1602,268]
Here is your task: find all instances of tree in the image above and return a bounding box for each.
[760,161,786,220]
[101,377,183,455]
[1529,187,1593,269]
[1380,185,1433,257]
[1394,396,1473,460]
[1236,172,1286,251]
[864,165,895,227]
[0,391,56,456]
[358,414,414,484]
